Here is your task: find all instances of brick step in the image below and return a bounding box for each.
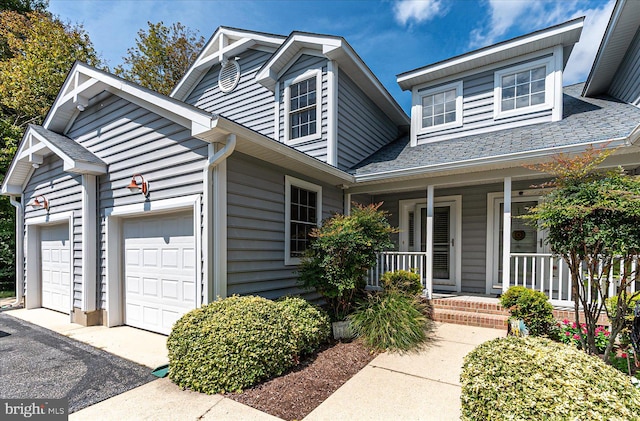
[431,298,509,316]
[432,308,509,330]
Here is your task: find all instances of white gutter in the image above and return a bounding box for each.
[202,133,236,304]
[9,196,23,307]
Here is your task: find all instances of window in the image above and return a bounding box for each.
[415,81,463,134]
[284,69,322,144]
[285,176,322,265]
[494,57,553,119]
[500,66,546,111]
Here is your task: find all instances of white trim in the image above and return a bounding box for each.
[104,195,201,328]
[283,67,323,145]
[284,175,322,266]
[412,81,463,145]
[274,80,280,141]
[25,211,74,319]
[327,60,338,167]
[552,45,564,121]
[502,178,512,293]
[493,55,555,120]
[213,159,227,300]
[81,174,97,312]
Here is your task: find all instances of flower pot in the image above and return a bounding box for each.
[332,320,354,340]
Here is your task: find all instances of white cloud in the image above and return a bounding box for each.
[393,0,447,26]
[564,0,616,84]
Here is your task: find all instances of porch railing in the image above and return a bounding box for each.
[367,252,431,298]
[509,253,638,307]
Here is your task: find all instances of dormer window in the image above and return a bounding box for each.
[494,56,554,119]
[415,81,463,134]
[284,68,322,144]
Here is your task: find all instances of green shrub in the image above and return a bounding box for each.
[461,336,640,420]
[276,296,330,355]
[606,294,640,345]
[167,296,297,394]
[500,286,555,337]
[349,291,431,352]
[380,270,422,296]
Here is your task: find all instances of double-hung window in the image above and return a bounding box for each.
[284,69,322,144]
[285,176,322,265]
[415,81,463,133]
[494,57,553,119]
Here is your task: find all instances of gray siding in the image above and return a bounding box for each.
[23,157,84,308]
[67,93,208,309]
[278,55,329,162]
[226,152,343,299]
[609,28,640,107]
[337,73,399,170]
[185,49,276,137]
[372,179,547,293]
[416,55,554,144]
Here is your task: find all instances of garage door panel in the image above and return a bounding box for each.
[41,224,71,314]
[123,212,196,335]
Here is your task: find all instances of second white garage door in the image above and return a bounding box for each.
[123,212,196,335]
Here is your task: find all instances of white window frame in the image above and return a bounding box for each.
[494,56,554,120]
[284,175,322,266]
[414,81,463,136]
[284,68,322,145]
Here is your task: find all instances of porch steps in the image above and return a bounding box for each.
[431,297,509,330]
[431,295,610,330]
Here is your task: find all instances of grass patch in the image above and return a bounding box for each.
[0,291,14,299]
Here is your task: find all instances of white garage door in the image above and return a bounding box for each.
[41,223,71,314]
[123,212,196,335]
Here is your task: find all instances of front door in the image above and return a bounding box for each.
[490,197,547,294]
[417,201,458,290]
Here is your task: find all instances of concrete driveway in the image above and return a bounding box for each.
[0,312,155,413]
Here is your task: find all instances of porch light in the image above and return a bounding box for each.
[127,174,148,196]
[30,195,49,210]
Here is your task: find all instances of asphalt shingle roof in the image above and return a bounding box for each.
[29,124,105,165]
[351,83,640,176]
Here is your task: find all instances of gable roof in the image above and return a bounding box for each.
[351,83,640,181]
[255,31,409,127]
[583,0,640,97]
[397,17,584,91]
[171,26,285,101]
[2,124,106,195]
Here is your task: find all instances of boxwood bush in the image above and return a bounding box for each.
[461,336,640,420]
[167,295,329,394]
[499,286,556,337]
[380,270,423,296]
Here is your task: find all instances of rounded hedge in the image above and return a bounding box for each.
[276,296,330,355]
[380,270,423,296]
[461,336,640,420]
[499,286,556,337]
[167,295,329,394]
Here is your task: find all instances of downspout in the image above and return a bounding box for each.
[9,196,24,307]
[202,133,236,304]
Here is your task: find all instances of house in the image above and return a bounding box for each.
[2,0,639,335]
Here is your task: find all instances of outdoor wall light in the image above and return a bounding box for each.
[127,174,148,196]
[30,195,49,210]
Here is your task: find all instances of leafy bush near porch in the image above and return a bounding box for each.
[461,336,640,421]
[167,295,329,394]
[349,291,431,352]
[380,270,422,296]
[499,286,556,337]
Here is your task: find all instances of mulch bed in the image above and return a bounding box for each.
[225,340,377,420]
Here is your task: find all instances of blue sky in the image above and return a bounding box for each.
[48,0,615,112]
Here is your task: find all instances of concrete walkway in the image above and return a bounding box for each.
[304,323,504,421]
[4,304,504,420]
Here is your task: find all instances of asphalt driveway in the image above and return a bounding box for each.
[0,312,155,413]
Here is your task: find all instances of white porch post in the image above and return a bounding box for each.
[425,185,434,298]
[502,177,512,294]
[81,174,97,312]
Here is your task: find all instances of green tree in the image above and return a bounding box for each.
[0,10,101,292]
[298,203,397,320]
[523,147,640,361]
[114,21,204,95]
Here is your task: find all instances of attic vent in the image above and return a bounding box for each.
[218,59,240,93]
